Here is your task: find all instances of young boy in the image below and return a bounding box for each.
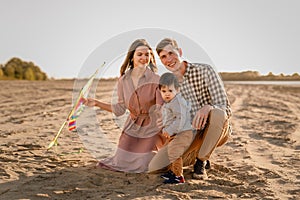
[149,72,194,184]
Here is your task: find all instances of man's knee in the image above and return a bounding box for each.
[209,108,231,147]
[209,108,227,126]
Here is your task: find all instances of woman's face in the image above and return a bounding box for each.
[132,46,151,68]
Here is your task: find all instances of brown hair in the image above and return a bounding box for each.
[120,39,157,76]
[159,72,180,90]
[156,38,179,56]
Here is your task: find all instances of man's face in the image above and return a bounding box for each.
[158,44,182,73]
[160,84,178,103]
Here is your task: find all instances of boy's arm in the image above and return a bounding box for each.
[163,98,186,135]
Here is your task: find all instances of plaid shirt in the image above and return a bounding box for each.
[180,62,232,120]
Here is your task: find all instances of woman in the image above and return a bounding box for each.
[84,39,166,172]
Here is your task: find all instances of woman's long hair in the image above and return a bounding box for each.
[120,39,157,76]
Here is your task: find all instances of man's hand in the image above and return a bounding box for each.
[192,105,213,130]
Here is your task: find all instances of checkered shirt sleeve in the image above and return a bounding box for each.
[180,63,232,119]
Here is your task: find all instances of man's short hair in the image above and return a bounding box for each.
[159,72,180,90]
[156,38,179,55]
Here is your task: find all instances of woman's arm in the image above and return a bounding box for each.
[83,98,113,113]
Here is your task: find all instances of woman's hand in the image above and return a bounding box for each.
[192,105,213,130]
[83,98,98,107]
[82,98,112,112]
[156,117,163,130]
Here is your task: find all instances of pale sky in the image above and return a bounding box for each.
[0,0,299,78]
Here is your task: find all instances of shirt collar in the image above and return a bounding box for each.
[183,61,192,79]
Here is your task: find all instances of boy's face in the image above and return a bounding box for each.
[160,84,178,103]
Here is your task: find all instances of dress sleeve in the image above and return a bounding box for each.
[156,84,164,105]
[112,77,127,116]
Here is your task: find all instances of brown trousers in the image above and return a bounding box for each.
[148,130,194,176]
[148,108,231,176]
[182,108,231,167]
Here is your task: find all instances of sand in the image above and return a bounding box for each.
[0,79,299,200]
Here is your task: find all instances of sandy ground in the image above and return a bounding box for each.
[0,79,299,200]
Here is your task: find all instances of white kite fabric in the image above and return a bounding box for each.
[47,62,105,150]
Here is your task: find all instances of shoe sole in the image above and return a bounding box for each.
[163,180,185,184]
[160,176,170,180]
[164,182,185,184]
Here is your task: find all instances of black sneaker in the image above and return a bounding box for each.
[160,170,175,180]
[193,158,208,180]
[163,175,185,184]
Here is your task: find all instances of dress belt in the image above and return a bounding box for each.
[130,113,149,121]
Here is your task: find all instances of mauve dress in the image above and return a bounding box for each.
[98,68,165,172]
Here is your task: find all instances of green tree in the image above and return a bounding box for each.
[15,65,23,79]
[24,67,35,80]
[0,64,3,77]
[1,57,48,80]
[292,73,299,77]
[3,63,16,77]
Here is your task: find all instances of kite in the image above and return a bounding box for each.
[47,62,105,150]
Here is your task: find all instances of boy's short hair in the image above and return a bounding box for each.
[159,72,180,90]
[156,38,179,55]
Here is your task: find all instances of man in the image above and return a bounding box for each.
[156,38,232,179]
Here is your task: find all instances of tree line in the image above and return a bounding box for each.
[0,57,47,80]
[219,70,300,81]
[1,57,299,81]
